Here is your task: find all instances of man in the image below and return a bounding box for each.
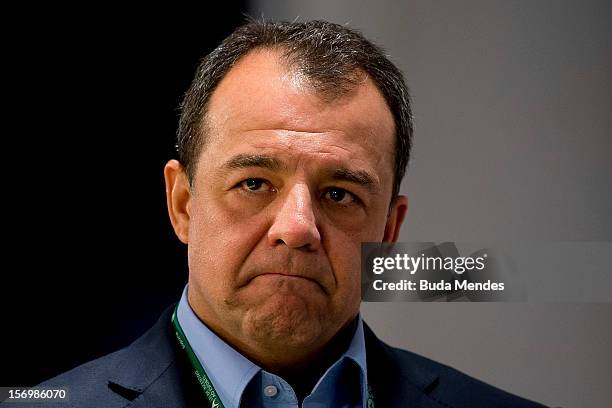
[20,20,545,407]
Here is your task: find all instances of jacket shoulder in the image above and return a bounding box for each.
[391,345,545,407]
[23,347,134,408]
[3,306,180,408]
[364,323,546,407]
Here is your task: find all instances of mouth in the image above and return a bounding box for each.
[245,272,328,294]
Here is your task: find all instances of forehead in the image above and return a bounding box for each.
[202,48,396,176]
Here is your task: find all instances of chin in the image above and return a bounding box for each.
[242,294,328,349]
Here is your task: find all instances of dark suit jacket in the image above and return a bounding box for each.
[12,305,546,407]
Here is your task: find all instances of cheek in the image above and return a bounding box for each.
[187,195,267,290]
[322,215,388,302]
[323,209,388,252]
[324,236,362,295]
[360,207,392,241]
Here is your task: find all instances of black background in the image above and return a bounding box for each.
[2,4,248,386]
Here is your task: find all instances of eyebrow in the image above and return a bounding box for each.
[330,168,380,194]
[222,154,284,171]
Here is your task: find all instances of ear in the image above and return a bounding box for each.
[164,160,191,244]
[383,195,408,243]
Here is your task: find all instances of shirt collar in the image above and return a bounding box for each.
[342,312,369,404]
[177,284,369,406]
[177,285,259,408]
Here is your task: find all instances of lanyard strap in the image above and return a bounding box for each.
[171,305,375,407]
[171,306,225,408]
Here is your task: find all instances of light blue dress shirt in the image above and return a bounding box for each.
[177,285,369,408]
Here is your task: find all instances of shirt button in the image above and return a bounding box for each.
[263,385,278,397]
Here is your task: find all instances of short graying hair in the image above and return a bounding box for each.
[177,18,413,200]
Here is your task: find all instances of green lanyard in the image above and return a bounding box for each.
[171,305,375,407]
[171,306,225,408]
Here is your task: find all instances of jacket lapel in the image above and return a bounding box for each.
[364,323,447,408]
[106,305,200,408]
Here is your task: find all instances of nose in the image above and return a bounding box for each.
[267,183,321,250]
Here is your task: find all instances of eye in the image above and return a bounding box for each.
[239,178,274,193]
[324,187,355,205]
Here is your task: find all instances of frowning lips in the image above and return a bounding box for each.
[238,255,334,295]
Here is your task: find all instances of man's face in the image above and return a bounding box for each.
[166,49,407,358]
